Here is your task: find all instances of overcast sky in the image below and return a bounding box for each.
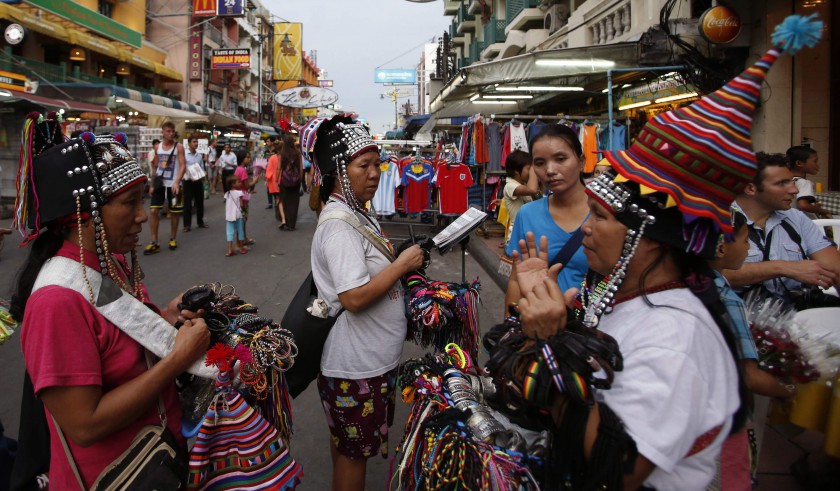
[262,0,449,134]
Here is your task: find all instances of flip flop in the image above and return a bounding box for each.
[239,247,250,255]
[225,251,238,257]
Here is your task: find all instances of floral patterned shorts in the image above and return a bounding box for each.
[317,369,397,460]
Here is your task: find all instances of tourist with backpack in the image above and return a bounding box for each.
[278,134,304,231]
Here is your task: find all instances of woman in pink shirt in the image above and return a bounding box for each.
[9,116,210,490]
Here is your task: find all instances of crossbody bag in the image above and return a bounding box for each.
[52,352,187,490]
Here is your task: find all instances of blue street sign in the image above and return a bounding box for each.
[374,68,417,84]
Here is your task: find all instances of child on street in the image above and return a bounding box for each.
[224,175,249,257]
[711,209,796,489]
[788,145,832,218]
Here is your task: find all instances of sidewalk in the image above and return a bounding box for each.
[465,229,819,491]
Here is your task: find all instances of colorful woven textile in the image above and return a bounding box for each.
[188,371,302,490]
[604,14,823,234]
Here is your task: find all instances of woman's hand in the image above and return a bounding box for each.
[171,318,210,369]
[518,269,578,339]
[513,233,561,298]
[395,244,425,275]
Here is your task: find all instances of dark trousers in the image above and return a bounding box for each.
[183,179,205,228]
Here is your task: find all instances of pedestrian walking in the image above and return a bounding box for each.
[145,121,186,254]
[182,134,208,232]
[206,138,219,194]
[278,134,303,231]
[224,175,249,256]
[218,143,238,193]
[234,151,257,245]
[265,143,282,223]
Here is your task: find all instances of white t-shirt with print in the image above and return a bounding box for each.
[311,200,406,379]
[224,190,243,221]
[596,288,739,490]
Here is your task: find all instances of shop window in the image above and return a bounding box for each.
[98,1,113,18]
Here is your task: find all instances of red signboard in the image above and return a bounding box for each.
[193,0,217,17]
[189,18,203,81]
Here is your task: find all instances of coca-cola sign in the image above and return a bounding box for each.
[699,6,741,44]
[273,86,339,108]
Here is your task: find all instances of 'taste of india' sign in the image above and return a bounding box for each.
[211,49,251,69]
[699,5,741,44]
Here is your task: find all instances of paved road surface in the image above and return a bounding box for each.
[0,191,505,490]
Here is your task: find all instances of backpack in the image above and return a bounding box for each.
[281,161,300,187]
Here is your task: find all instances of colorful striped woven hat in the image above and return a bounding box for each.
[602,14,823,235]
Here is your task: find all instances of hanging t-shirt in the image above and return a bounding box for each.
[433,163,474,215]
[372,160,400,215]
[401,162,433,213]
[581,123,600,173]
[500,125,511,168]
[599,123,627,151]
[527,119,549,147]
[509,122,528,152]
[486,122,503,172]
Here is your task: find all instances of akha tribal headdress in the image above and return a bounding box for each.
[13,112,148,301]
[301,114,378,212]
[579,14,823,327]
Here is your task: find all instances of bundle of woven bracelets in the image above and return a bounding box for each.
[391,344,545,490]
[404,273,481,359]
[177,283,298,444]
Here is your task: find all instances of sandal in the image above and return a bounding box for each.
[239,247,250,255]
[244,238,256,245]
[225,251,238,257]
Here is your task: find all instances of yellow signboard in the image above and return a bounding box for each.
[0,70,27,92]
[273,23,302,81]
[302,108,318,117]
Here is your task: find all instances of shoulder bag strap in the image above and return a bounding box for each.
[52,352,166,491]
[318,210,396,262]
[548,216,588,267]
[778,219,807,258]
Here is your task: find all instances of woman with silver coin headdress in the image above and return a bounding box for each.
[301,115,425,490]
[9,112,213,489]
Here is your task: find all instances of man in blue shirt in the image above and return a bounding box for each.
[726,152,840,302]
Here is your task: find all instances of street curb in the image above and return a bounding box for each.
[467,233,508,292]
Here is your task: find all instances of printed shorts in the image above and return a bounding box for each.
[317,369,397,460]
[150,185,183,212]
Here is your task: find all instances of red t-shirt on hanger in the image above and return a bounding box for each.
[434,163,474,215]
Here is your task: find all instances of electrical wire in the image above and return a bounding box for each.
[375,36,438,70]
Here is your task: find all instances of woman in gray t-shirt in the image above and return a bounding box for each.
[305,116,424,490]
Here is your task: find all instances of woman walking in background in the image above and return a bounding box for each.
[278,134,303,231]
[265,143,283,224]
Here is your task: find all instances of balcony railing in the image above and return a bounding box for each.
[588,2,632,45]
[204,23,223,45]
[469,41,484,64]
[483,18,506,45]
[1,51,67,83]
[506,0,539,27]
[457,3,475,24]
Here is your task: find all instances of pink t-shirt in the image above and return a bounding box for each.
[21,241,183,489]
[234,166,250,201]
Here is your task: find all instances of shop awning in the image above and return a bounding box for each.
[120,98,207,121]
[1,89,110,113]
[209,112,244,128]
[431,42,642,118]
[245,121,278,135]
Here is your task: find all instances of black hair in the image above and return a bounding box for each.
[753,152,790,190]
[731,210,747,235]
[320,174,335,203]
[505,150,532,178]
[785,145,816,169]
[10,225,72,322]
[280,134,300,172]
[152,139,160,146]
[69,130,83,139]
[530,124,583,157]
[225,174,239,189]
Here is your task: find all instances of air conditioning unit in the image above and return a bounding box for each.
[544,4,569,34]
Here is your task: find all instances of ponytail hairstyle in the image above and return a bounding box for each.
[10,223,72,322]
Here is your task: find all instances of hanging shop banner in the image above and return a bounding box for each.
[319,80,334,88]
[0,70,27,92]
[619,76,698,108]
[25,0,142,48]
[192,0,216,17]
[273,22,302,80]
[699,5,741,44]
[189,20,203,80]
[374,68,417,84]
[216,0,245,17]
[273,86,339,109]
[211,48,251,69]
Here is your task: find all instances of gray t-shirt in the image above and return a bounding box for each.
[311,200,406,379]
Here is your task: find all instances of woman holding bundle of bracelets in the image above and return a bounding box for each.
[488,16,823,489]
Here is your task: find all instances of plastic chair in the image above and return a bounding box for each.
[813,219,840,249]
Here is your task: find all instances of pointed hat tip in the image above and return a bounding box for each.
[772,14,823,55]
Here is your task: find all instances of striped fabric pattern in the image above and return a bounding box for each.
[604,49,779,233]
[188,387,302,490]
